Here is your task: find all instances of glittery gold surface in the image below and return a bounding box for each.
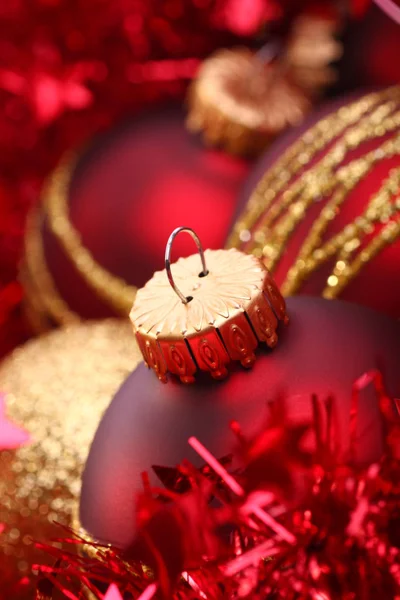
[0,320,141,599]
[227,86,400,298]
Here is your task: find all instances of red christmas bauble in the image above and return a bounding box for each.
[25,107,249,325]
[229,88,400,318]
[80,296,400,548]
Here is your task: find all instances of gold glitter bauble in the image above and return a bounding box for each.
[0,320,141,599]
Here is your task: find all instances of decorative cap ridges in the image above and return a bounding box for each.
[130,231,288,383]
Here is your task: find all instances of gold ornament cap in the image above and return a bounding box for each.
[130,227,288,383]
[186,48,311,156]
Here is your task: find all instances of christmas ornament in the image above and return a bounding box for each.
[0,320,141,600]
[79,295,400,550]
[20,107,249,331]
[38,369,400,600]
[187,14,342,155]
[228,85,400,318]
[186,47,312,156]
[131,227,288,383]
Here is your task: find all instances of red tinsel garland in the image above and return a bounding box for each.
[35,370,400,599]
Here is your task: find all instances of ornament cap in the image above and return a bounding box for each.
[130,227,288,383]
[186,48,311,156]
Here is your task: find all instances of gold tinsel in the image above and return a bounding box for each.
[0,319,141,599]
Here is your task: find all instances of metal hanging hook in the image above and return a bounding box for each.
[165,227,208,304]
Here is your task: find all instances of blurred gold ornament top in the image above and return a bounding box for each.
[186,14,341,156]
[187,48,311,156]
[130,227,288,384]
[0,320,141,599]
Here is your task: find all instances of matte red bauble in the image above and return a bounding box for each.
[228,87,400,318]
[22,107,249,329]
[79,296,400,548]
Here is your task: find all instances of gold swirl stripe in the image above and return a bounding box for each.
[227,85,400,299]
[227,85,400,247]
[23,207,81,327]
[42,155,136,316]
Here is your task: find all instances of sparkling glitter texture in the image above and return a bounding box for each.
[0,320,141,600]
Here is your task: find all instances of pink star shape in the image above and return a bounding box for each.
[104,584,123,600]
[0,393,30,449]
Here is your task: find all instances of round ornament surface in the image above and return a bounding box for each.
[80,296,400,549]
[228,86,400,318]
[0,320,141,599]
[22,107,249,330]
